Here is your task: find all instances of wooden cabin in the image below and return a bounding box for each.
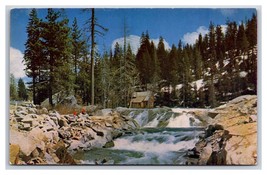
[129,91,154,108]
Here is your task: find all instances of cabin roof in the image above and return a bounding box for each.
[131,91,153,103]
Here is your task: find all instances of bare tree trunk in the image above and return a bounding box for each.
[91,8,95,106]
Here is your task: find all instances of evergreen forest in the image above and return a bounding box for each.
[13,8,257,108]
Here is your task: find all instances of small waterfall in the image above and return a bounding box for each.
[145,114,160,127]
[145,113,166,128]
[130,110,149,127]
[127,109,201,128]
[167,113,192,128]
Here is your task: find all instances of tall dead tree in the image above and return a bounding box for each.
[85,8,107,105]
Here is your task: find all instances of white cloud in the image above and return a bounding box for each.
[182,26,209,45]
[182,25,228,45]
[111,35,171,54]
[220,25,227,34]
[112,35,140,54]
[10,47,26,78]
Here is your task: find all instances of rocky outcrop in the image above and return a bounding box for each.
[40,92,79,109]
[187,95,257,165]
[9,104,138,165]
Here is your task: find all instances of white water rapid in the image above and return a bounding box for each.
[74,108,205,165]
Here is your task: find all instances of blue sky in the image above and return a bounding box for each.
[10,8,256,78]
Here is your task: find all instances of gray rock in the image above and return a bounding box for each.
[111,130,123,139]
[44,130,59,143]
[207,149,227,165]
[19,123,31,131]
[58,129,72,139]
[93,108,112,116]
[41,92,78,108]
[15,117,23,122]
[27,107,37,114]
[92,129,104,137]
[10,130,37,156]
[43,123,54,132]
[61,95,77,107]
[51,153,60,163]
[15,111,27,118]
[205,124,224,137]
[58,118,69,128]
[16,106,27,113]
[85,105,98,114]
[44,152,57,164]
[37,108,49,115]
[249,115,257,122]
[31,148,39,158]
[80,133,94,144]
[208,112,219,119]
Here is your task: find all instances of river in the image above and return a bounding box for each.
[72,108,206,165]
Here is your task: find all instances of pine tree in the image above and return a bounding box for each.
[237,22,249,54]
[207,76,217,108]
[99,51,112,108]
[150,41,161,86]
[202,34,209,68]
[77,41,91,105]
[207,22,217,107]
[71,17,86,96]
[225,20,238,58]
[168,44,178,85]
[42,8,73,106]
[94,55,103,105]
[110,42,123,107]
[10,74,17,101]
[176,40,184,84]
[193,46,203,80]
[157,36,168,82]
[17,78,28,101]
[246,14,257,95]
[136,32,152,85]
[24,8,42,104]
[179,48,193,107]
[215,25,225,68]
[246,13,257,48]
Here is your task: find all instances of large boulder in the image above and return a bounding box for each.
[10,130,39,157]
[188,95,257,165]
[93,108,112,116]
[41,92,78,109]
[225,123,257,165]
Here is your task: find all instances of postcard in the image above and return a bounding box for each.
[9,8,257,165]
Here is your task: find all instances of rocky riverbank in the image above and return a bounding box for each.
[9,105,139,165]
[186,95,257,165]
[9,95,257,165]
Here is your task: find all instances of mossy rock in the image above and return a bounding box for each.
[103,141,115,148]
[158,120,169,127]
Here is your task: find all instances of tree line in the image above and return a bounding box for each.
[22,8,257,108]
[10,74,28,101]
[134,14,257,108]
